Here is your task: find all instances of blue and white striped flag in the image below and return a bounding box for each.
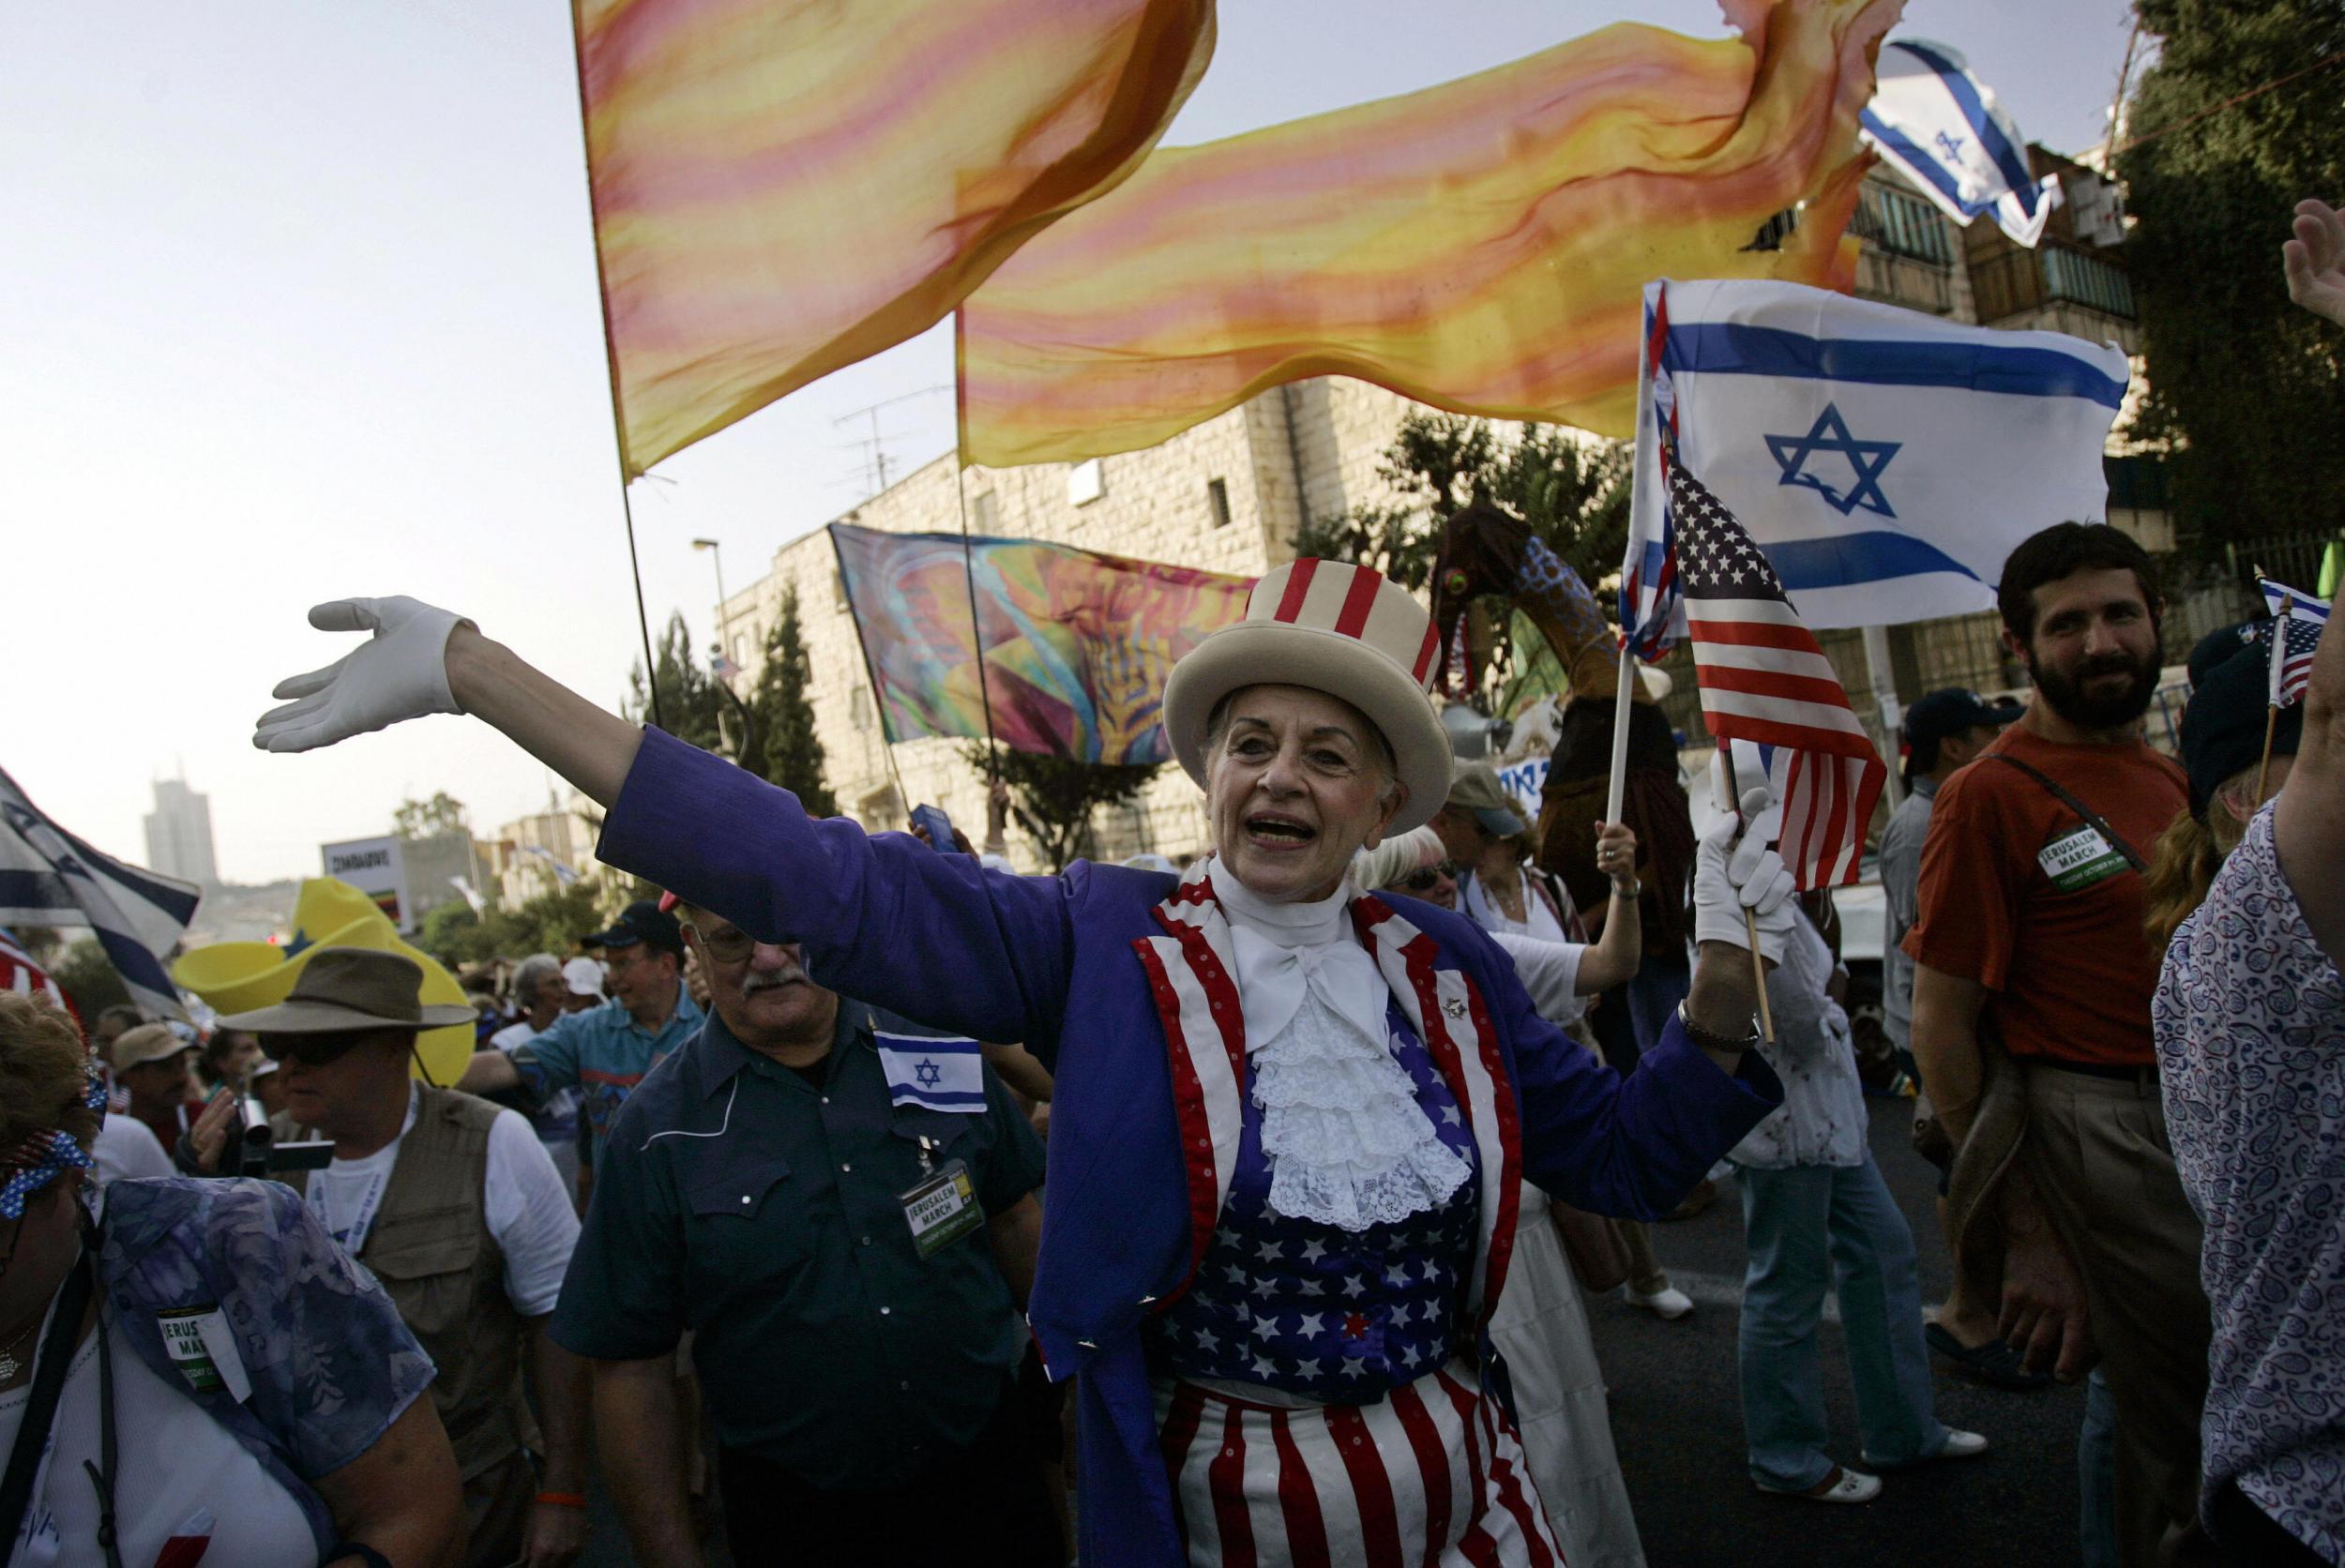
[1860,38,2064,248]
[874,1028,986,1113]
[1623,279,2130,642]
[0,767,200,1020]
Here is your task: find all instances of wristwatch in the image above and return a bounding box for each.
[1677,1001,1761,1054]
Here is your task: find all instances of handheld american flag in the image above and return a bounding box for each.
[2259,577,2330,708]
[1673,460,1884,888]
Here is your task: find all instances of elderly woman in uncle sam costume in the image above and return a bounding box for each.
[249,562,1796,1567]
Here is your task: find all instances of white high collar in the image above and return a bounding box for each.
[1206,857,1386,1056]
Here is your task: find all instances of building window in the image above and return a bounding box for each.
[1206,477,1232,530]
[850,686,872,731]
[1068,458,1105,507]
[832,571,849,611]
[1853,184,1953,265]
[2041,246,2136,318]
[973,490,998,533]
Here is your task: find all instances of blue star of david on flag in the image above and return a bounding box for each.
[875,1028,985,1112]
[1766,403,1900,518]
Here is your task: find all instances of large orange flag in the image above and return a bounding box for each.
[958,0,1897,468]
[579,0,1217,475]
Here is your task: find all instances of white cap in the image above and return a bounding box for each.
[561,957,605,998]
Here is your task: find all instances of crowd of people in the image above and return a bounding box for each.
[0,204,2337,1568]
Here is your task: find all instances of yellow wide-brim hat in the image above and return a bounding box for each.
[173,877,476,1086]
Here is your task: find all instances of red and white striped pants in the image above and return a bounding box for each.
[1154,1362,1566,1567]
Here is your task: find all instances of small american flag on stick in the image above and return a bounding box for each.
[2258,575,2329,709]
[1672,460,1884,888]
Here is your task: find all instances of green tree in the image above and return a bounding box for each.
[1295,411,1629,709]
[964,746,1158,872]
[392,791,469,840]
[2118,1,2345,550]
[626,611,729,752]
[743,588,838,814]
[50,938,129,1020]
[1294,414,1629,590]
[415,883,608,969]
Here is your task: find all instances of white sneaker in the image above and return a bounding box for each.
[1758,1465,1882,1504]
[1624,1285,1695,1320]
[1865,1428,1989,1468]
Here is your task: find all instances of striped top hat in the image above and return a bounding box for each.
[1161,559,1450,835]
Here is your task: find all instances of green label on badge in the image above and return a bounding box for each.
[902,1164,983,1259]
[159,1311,223,1395]
[2038,824,2130,892]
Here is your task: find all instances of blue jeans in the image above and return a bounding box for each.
[1595,951,1691,1076]
[2080,1366,2119,1568]
[1736,1155,1948,1491]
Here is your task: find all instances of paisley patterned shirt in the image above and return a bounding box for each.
[99,1177,436,1559]
[2156,805,2345,1560]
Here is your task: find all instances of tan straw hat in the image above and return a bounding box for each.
[215,947,477,1035]
[1161,559,1450,835]
[108,1023,194,1075]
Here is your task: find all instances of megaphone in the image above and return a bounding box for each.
[1440,702,1514,760]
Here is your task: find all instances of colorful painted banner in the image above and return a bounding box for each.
[579,0,1217,475]
[829,523,1250,763]
[958,0,1896,468]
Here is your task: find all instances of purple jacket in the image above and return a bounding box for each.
[600,730,1778,1564]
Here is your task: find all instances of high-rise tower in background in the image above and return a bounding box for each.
[143,775,219,886]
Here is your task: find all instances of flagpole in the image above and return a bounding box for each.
[2257,584,2294,801]
[567,0,664,733]
[1718,744,1777,1045]
[952,312,1003,781]
[828,525,915,824]
[1603,645,1636,824]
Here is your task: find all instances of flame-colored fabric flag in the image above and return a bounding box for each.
[958,0,1897,468]
[828,522,1250,763]
[579,0,1217,475]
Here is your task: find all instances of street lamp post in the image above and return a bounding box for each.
[691,537,732,672]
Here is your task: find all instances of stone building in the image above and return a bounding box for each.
[716,155,2171,868]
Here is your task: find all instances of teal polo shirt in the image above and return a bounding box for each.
[511,984,704,1164]
[549,999,1046,1490]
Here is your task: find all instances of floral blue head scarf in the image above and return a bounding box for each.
[0,1063,107,1220]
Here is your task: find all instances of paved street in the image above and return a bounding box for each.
[1586,1098,2091,1567]
[585,1093,2093,1567]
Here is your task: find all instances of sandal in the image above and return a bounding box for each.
[1926,1322,2051,1392]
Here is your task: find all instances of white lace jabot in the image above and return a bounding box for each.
[1208,861,1471,1231]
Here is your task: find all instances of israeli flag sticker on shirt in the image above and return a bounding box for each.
[875,1032,986,1113]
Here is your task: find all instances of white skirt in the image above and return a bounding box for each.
[1154,1358,1566,1567]
[1485,1185,1646,1568]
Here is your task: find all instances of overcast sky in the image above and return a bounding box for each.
[2,0,2138,884]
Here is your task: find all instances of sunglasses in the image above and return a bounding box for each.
[1399,861,1461,894]
[258,1032,375,1066]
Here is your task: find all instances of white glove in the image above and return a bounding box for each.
[1693,776,1796,964]
[252,597,472,753]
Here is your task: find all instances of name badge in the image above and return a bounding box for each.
[157,1306,251,1404]
[900,1159,982,1259]
[2037,824,2131,893]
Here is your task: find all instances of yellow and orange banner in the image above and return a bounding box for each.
[958,0,1896,468]
[578,0,1217,475]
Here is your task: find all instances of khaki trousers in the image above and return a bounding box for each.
[461,1450,537,1568]
[2020,1065,2215,1568]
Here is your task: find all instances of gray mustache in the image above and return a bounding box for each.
[741,963,808,993]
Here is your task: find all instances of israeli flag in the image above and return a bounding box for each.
[1860,38,2063,249]
[1626,279,2130,637]
[0,766,200,1020]
[875,1029,986,1113]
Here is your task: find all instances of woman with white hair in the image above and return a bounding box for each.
[250,562,1793,1567]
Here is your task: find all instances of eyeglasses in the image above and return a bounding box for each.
[684,924,757,964]
[1399,861,1461,894]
